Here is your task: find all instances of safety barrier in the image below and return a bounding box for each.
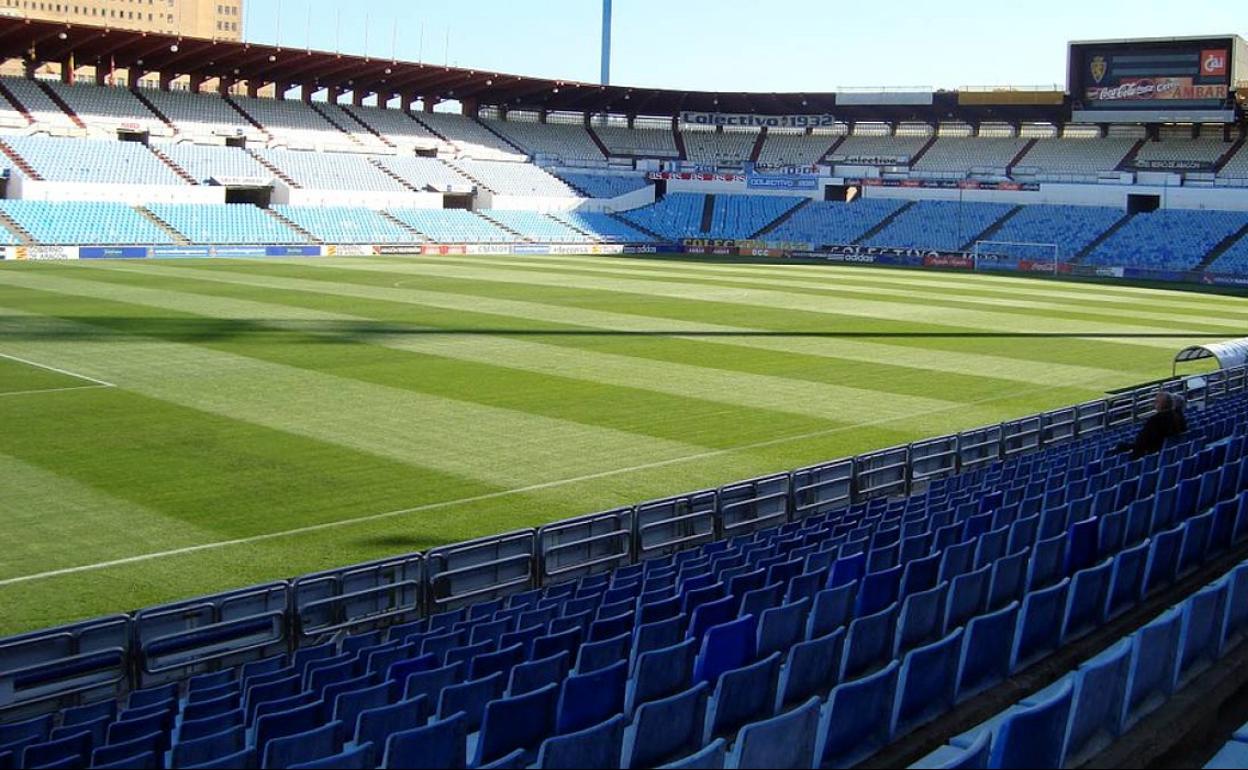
[2,364,1245,718]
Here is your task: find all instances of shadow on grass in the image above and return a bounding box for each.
[0,316,1237,344]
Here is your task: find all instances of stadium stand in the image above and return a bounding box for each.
[156,142,275,184]
[1083,209,1248,272]
[372,156,474,192]
[711,195,805,240]
[682,128,758,168]
[0,77,76,128]
[617,193,709,240]
[1012,136,1137,179]
[449,159,579,197]
[829,130,931,165]
[757,129,843,167]
[273,206,417,244]
[136,87,260,139]
[3,366,1245,769]
[387,209,512,243]
[39,81,164,132]
[413,112,527,161]
[479,210,595,243]
[979,205,1126,262]
[764,199,909,247]
[552,170,651,199]
[146,204,305,244]
[864,200,1016,251]
[0,201,175,244]
[254,148,410,192]
[231,95,372,151]
[1134,138,1231,169]
[486,118,605,164]
[340,105,443,152]
[913,137,1031,178]
[1,135,186,186]
[551,211,656,243]
[592,122,681,159]
[1219,143,1248,181]
[1210,233,1248,275]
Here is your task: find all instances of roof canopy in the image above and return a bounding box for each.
[1174,338,1248,372]
[0,17,1072,122]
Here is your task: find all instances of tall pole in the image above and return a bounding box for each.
[600,0,612,85]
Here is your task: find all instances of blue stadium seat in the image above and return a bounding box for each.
[704,652,782,741]
[988,678,1074,769]
[1062,558,1113,642]
[956,600,1019,702]
[172,726,247,768]
[807,582,857,640]
[622,683,710,769]
[288,742,374,770]
[840,602,898,681]
[557,660,627,734]
[1063,637,1132,766]
[626,638,697,717]
[437,674,503,731]
[262,721,343,770]
[815,660,900,768]
[1012,578,1071,668]
[944,565,990,634]
[508,652,570,697]
[893,629,963,737]
[472,682,559,767]
[380,713,466,770]
[534,714,626,770]
[776,628,843,711]
[1106,541,1150,620]
[353,696,427,757]
[895,582,948,657]
[694,615,758,686]
[757,599,810,659]
[1175,581,1229,689]
[658,738,726,770]
[726,696,822,770]
[1122,606,1182,731]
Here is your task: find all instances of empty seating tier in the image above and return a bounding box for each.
[0,77,75,128]
[480,210,594,243]
[552,212,656,244]
[593,124,680,159]
[341,105,442,151]
[710,195,805,240]
[682,130,757,168]
[41,81,162,130]
[552,171,650,199]
[983,205,1125,262]
[386,209,510,243]
[146,204,304,245]
[157,143,274,184]
[0,201,174,244]
[864,201,1015,251]
[765,199,908,247]
[414,113,526,161]
[372,157,473,192]
[274,206,417,244]
[486,120,604,163]
[1084,209,1248,273]
[450,159,578,198]
[3,136,187,186]
[757,131,840,167]
[255,149,408,193]
[617,193,708,240]
[136,87,257,138]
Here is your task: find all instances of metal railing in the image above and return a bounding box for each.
[2,364,1245,719]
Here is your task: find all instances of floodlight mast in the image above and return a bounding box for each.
[601,0,613,85]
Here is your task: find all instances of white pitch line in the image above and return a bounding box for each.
[0,385,112,399]
[0,379,1103,588]
[0,352,117,388]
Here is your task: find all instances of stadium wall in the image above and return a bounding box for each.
[8,175,226,205]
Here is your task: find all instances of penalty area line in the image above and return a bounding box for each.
[0,352,117,389]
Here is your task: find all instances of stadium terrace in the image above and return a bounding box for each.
[5,15,1248,770]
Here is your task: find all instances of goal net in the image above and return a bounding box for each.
[972,241,1061,275]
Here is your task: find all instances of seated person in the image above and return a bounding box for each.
[1119,391,1188,460]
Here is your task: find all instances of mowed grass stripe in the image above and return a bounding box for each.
[90,260,1156,384]
[0,450,220,577]
[316,259,1232,343]
[59,263,1092,421]
[439,253,1248,318]
[260,258,1192,373]
[391,253,1248,331]
[0,294,709,491]
[0,355,91,395]
[0,272,847,447]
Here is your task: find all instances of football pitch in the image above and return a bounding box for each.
[0,253,1243,636]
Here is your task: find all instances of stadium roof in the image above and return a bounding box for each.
[0,16,1071,121]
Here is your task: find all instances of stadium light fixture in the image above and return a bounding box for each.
[58,32,67,40]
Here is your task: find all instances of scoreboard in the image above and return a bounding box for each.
[1068,36,1246,119]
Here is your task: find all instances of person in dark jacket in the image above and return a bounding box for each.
[1124,392,1188,459]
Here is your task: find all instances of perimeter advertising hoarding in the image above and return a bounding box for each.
[1069,38,1236,107]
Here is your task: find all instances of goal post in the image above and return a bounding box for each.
[972,241,1061,276]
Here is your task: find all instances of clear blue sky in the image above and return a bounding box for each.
[244,0,1243,92]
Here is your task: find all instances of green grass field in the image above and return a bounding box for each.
[0,253,1242,637]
